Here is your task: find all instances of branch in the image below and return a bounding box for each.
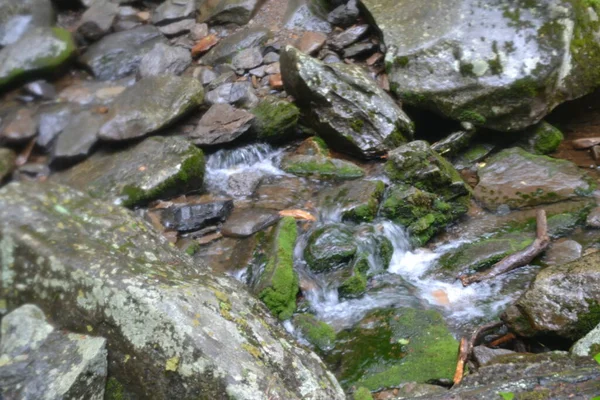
[453,321,503,385]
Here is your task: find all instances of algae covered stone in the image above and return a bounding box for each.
[363,0,600,131]
[0,27,75,88]
[0,148,16,182]
[55,136,205,207]
[282,154,365,180]
[519,121,564,155]
[254,217,299,320]
[305,224,358,272]
[251,96,300,143]
[0,181,345,399]
[293,313,336,351]
[318,180,386,223]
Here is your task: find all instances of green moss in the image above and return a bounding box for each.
[312,136,329,154]
[395,56,410,68]
[458,110,487,125]
[350,118,365,133]
[282,156,365,180]
[339,270,367,299]
[258,217,299,320]
[304,225,357,272]
[251,97,300,144]
[353,387,374,400]
[342,181,386,223]
[516,390,551,400]
[574,300,600,338]
[294,313,336,351]
[185,242,201,256]
[105,378,125,400]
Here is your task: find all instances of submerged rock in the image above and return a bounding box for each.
[0,27,75,88]
[304,224,357,272]
[281,45,414,158]
[0,0,55,47]
[364,0,600,131]
[55,136,205,207]
[293,313,336,352]
[318,180,386,223]
[282,154,365,180]
[99,75,204,141]
[474,147,594,211]
[160,200,234,232]
[0,182,345,399]
[250,96,300,143]
[503,251,600,341]
[0,304,107,399]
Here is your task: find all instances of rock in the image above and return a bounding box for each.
[77,0,119,41]
[281,46,414,159]
[503,251,600,341]
[587,207,600,228]
[158,18,195,37]
[160,200,234,232]
[80,25,167,81]
[52,109,107,166]
[0,0,55,47]
[99,75,204,141]
[431,129,476,158]
[571,322,600,357]
[250,96,300,143]
[343,42,377,59]
[265,62,281,75]
[269,74,284,90]
[284,0,332,33]
[0,27,75,89]
[23,80,56,100]
[249,65,266,78]
[152,0,195,25]
[327,0,359,27]
[0,182,345,399]
[226,170,263,197]
[325,307,458,390]
[252,217,299,320]
[201,26,271,66]
[472,346,515,367]
[221,208,281,238]
[206,70,236,91]
[191,33,219,57]
[0,107,37,143]
[319,180,385,223]
[305,224,357,272]
[337,254,369,299]
[255,176,309,210]
[541,239,583,266]
[452,143,496,170]
[205,82,258,108]
[12,163,50,182]
[137,43,191,78]
[474,147,594,211]
[328,24,369,51]
[518,121,564,155]
[193,66,218,85]
[0,304,107,400]
[190,22,208,40]
[294,31,327,55]
[55,136,205,207]
[198,0,262,25]
[362,0,600,131]
[293,314,336,352]
[263,52,279,64]
[190,103,254,146]
[0,148,16,182]
[57,77,132,106]
[232,47,263,71]
[282,154,365,180]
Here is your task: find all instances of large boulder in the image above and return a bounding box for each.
[0,0,55,47]
[0,181,345,399]
[98,75,204,141]
[281,45,414,159]
[474,147,594,211]
[363,0,600,131]
[0,27,75,88]
[0,304,107,399]
[503,252,600,341]
[55,136,205,207]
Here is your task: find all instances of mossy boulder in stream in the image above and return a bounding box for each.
[55,136,205,208]
[325,307,458,391]
[518,121,564,155]
[338,254,369,299]
[254,217,299,320]
[318,180,386,223]
[293,313,336,351]
[305,224,358,272]
[251,96,300,143]
[362,0,600,131]
[282,154,365,180]
[0,182,345,399]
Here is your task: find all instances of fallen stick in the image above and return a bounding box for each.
[458,209,550,287]
[453,321,503,385]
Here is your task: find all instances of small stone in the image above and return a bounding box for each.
[160,200,234,232]
[322,52,341,64]
[227,170,264,197]
[191,34,219,57]
[13,163,50,182]
[190,103,255,146]
[221,208,281,237]
[366,52,384,66]
[137,11,151,21]
[52,110,106,166]
[0,108,37,143]
[206,70,237,91]
[263,52,280,64]
[294,31,327,55]
[191,23,209,41]
[249,65,266,78]
[77,0,119,41]
[152,0,196,25]
[327,0,360,27]
[232,47,263,70]
[472,346,515,367]
[193,66,218,85]
[23,80,56,100]
[205,82,258,108]
[329,24,369,50]
[343,42,378,58]
[158,18,195,37]
[586,207,600,228]
[269,74,284,90]
[265,62,280,75]
[541,239,583,266]
[137,42,192,77]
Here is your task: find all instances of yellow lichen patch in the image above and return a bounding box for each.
[242,343,262,359]
[86,325,93,332]
[165,356,180,372]
[214,290,229,303]
[124,354,130,363]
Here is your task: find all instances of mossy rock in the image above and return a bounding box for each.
[255,217,299,320]
[293,313,336,351]
[294,136,330,157]
[0,148,16,182]
[251,96,300,144]
[353,387,374,400]
[325,307,458,391]
[305,224,358,272]
[338,254,369,299]
[318,180,386,223]
[519,121,564,155]
[281,154,365,180]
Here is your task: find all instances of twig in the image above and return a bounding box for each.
[453,321,503,385]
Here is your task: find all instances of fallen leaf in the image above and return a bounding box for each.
[279,209,316,221]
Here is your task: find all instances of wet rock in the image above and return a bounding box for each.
[305,224,357,272]
[205,82,258,108]
[0,0,55,47]
[193,66,218,85]
[426,352,600,399]
[152,0,195,25]
[0,27,75,89]
[221,208,281,238]
[518,121,564,155]
[57,77,132,106]
[137,42,191,78]
[541,239,583,266]
[77,0,119,41]
[282,154,365,180]
[23,80,56,100]
[295,31,327,55]
[325,307,458,390]
[319,180,385,223]
[293,314,336,352]
[55,136,205,207]
[52,109,107,166]
[472,346,515,367]
[252,217,299,320]
[158,18,195,37]
[0,182,345,399]
[190,103,254,146]
[587,207,600,228]
[226,170,264,197]
[80,25,167,81]
[198,0,262,25]
[281,46,414,159]
[250,96,300,143]
[190,22,208,40]
[327,0,359,27]
[362,0,600,131]
[503,251,600,341]
[12,163,50,182]
[255,176,309,210]
[99,75,204,141]
[0,148,16,182]
[571,322,600,357]
[160,200,234,232]
[343,42,377,59]
[201,26,271,66]
[328,24,369,51]
[284,0,332,33]
[232,47,263,71]
[249,65,266,78]
[431,129,476,158]
[263,52,280,64]
[0,304,107,400]
[265,62,281,75]
[0,107,37,143]
[452,142,496,170]
[206,69,236,91]
[474,147,593,211]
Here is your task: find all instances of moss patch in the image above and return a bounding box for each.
[282,155,365,180]
[251,96,300,144]
[353,387,374,400]
[293,313,336,351]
